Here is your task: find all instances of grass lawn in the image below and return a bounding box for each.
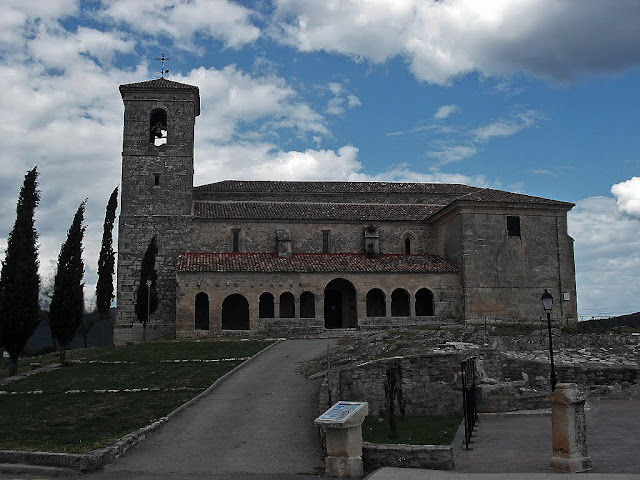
[0,340,273,452]
[362,415,462,445]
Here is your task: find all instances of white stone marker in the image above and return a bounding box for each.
[550,383,592,472]
[315,401,368,478]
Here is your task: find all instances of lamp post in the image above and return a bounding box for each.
[146,278,152,342]
[541,289,557,391]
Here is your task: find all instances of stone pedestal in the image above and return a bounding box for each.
[550,383,592,472]
[315,402,368,478]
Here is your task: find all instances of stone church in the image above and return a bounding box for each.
[114,78,577,344]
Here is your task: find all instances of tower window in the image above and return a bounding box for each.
[150,108,168,146]
[322,231,330,253]
[232,229,240,252]
[153,173,161,186]
[404,237,411,254]
[507,216,521,237]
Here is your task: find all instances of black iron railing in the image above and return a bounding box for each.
[461,356,478,450]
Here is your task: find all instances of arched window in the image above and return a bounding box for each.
[391,288,410,317]
[149,108,168,146]
[366,289,386,317]
[194,292,209,330]
[402,232,415,254]
[300,291,315,318]
[222,294,249,330]
[259,292,274,318]
[280,292,295,318]
[415,288,434,316]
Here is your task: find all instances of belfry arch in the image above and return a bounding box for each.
[324,278,357,329]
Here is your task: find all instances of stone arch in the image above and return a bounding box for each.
[324,278,357,329]
[259,292,274,318]
[280,292,295,318]
[402,232,416,254]
[366,288,386,317]
[415,288,434,316]
[194,292,209,330]
[222,294,249,330]
[391,288,410,317]
[300,291,315,318]
[149,108,168,146]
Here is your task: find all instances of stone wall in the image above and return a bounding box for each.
[433,204,577,322]
[337,353,466,417]
[192,219,432,255]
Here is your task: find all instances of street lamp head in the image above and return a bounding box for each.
[541,289,553,312]
[146,279,152,287]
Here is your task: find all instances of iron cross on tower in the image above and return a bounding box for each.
[155,52,171,78]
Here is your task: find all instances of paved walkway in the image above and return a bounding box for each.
[89,338,336,480]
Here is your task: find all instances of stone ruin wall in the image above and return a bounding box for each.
[335,346,640,416]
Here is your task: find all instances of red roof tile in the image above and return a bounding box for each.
[193,201,439,221]
[176,253,458,274]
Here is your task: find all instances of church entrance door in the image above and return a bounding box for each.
[324,278,357,329]
[324,291,342,328]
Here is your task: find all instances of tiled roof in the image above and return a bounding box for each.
[454,188,574,207]
[194,180,475,195]
[193,201,439,221]
[119,78,199,90]
[176,253,458,274]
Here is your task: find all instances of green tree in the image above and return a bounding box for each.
[0,167,41,376]
[49,201,86,364]
[134,236,159,341]
[96,187,118,347]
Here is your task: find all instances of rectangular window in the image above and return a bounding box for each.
[507,216,521,237]
[322,231,330,253]
[232,229,240,252]
[153,173,161,186]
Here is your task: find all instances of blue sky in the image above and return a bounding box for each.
[1,0,639,318]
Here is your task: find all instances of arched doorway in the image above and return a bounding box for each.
[366,288,386,317]
[259,292,274,318]
[194,292,209,330]
[415,288,434,316]
[324,278,357,329]
[280,292,295,318]
[222,294,250,330]
[391,288,410,316]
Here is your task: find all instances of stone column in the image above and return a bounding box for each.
[315,402,368,478]
[550,383,592,472]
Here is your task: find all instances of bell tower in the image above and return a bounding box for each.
[115,78,200,344]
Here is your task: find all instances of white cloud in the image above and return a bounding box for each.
[324,81,361,116]
[272,0,640,85]
[472,110,543,142]
[428,145,477,166]
[99,0,260,49]
[568,196,640,317]
[434,104,458,120]
[611,177,640,218]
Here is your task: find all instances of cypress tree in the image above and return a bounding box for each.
[49,201,86,364]
[96,187,118,347]
[134,236,159,341]
[0,167,41,376]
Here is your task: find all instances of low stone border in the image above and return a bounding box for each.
[0,340,281,474]
[362,418,465,472]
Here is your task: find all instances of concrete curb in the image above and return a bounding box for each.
[0,339,282,476]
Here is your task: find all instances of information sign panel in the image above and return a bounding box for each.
[315,401,367,425]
